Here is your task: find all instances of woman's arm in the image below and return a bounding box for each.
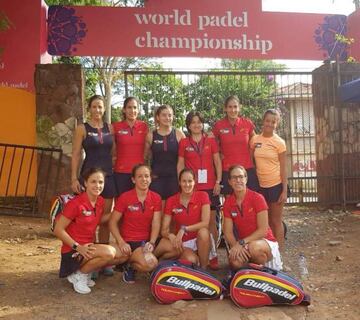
[184,203,210,233]
[54,215,95,260]
[109,123,117,167]
[278,151,288,203]
[144,131,153,164]
[242,210,268,244]
[212,152,222,196]
[108,209,131,255]
[176,128,186,142]
[149,211,161,244]
[177,156,185,178]
[71,125,85,193]
[223,217,251,262]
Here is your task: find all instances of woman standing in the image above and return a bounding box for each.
[54,168,127,294]
[213,95,259,194]
[154,168,211,269]
[71,95,116,276]
[109,164,162,284]
[113,97,148,196]
[250,109,287,251]
[223,165,282,271]
[144,105,185,205]
[177,111,222,269]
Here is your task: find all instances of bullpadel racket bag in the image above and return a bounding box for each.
[150,260,224,304]
[229,263,310,308]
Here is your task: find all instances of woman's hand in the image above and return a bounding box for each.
[118,241,132,256]
[144,241,154,253]
[229,243,251,264]
[213,182,221,196]
[277,190,287,204]
[169,232,183,252]
[76,243,96,260]
[71,179,82,194]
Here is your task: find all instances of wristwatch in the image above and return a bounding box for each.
[72,242,79,251]
[238,239,246,246]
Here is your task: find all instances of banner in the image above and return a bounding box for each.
[0,0,51,92]
[47,0,349,60]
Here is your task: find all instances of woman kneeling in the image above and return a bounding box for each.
[54,168,128,294]
[223,165,283,271]
[109,164,162,284]
[154,168,211,269]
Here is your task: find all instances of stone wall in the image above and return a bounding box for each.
[312,62,360,204]
[35,64,84,215]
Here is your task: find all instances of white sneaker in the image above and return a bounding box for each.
[87,273,96,287]
[67,271,91,294]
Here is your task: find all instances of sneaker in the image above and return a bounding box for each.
[67,271,91,294]
[122,265,136,284]
[102,266,114,277]
[209,257,220,270]
[87,273,96,287]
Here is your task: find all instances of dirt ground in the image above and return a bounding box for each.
[0,206,359,320]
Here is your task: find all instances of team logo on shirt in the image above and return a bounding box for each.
[154,140,164,144]
[118,130,129,135]
[219,129,230,134]
[128,204,141,212]
[185,146,195,152]
[231,211,238,218]
[172,207,184,214]
[82,209,93,216]
[254,143,262,148]
[87,132,99,137]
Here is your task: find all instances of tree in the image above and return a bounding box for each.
[184,60,286,130]
[127,66,192,128]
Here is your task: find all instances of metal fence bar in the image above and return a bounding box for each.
[0,143,63,217]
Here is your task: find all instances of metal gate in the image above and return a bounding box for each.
[122,70,328,205]
[0,143,63,216]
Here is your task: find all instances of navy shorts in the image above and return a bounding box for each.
[128,238,161,252]
[221,168,260,195]
[79,174,117,199]
[202,189,221,210]
[150,175,178,200]
[59,250,84,278]
[114,172,133,196]
[260,183,290,203]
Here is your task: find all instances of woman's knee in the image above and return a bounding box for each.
[181,250,198,265]
[197,228,210,242]
[248,241,271,264]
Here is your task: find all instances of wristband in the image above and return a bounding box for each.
[216,180,221,184]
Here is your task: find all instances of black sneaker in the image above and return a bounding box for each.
[122,265,136,284]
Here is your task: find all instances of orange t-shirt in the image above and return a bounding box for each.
[250,133,286,188]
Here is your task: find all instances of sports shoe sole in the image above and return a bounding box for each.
[122,272,135,284]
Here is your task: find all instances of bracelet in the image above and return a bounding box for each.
[215,181,221,184]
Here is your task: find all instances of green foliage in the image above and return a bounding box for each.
[130,68,192,129]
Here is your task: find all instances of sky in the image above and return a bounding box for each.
[161,0,357,71]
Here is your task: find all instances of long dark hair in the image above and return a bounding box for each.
[122,96,139,120]
[185,111,205,135]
